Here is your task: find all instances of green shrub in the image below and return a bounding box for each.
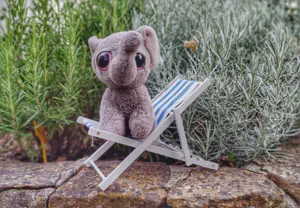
[133,0,300,165]
[1,0,299,165]
[0,0,140,160]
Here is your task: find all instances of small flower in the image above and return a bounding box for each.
[184,40,197,52]
[290,1,298,9]
[286,1,298,15]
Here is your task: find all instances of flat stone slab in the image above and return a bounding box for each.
[245,158,300,204]
[0,160,79,191]
[168,167,288,208]
[280,136,300,158]
[56,158,86,187]
[244,136,300,204]
[0,188,55,208]
[284,194,299,208]
[1,154,299,207]
[49,161,170,208]
[165,166,192,189]
[263,159,300,203]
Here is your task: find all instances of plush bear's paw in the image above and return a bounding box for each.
[100,115,126,136]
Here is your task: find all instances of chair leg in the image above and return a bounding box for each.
[99,133,160,190]
[84,141,115,167]
[174,108,192,166]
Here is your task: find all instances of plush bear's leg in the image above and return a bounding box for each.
[129,109,155,140]
[100,108,126,136]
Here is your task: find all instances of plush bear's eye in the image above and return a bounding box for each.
[135,53,145,70]
[96,52,111,71]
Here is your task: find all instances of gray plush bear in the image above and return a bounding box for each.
[88,26,160,140]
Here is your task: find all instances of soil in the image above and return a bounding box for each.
[0,125,231,166]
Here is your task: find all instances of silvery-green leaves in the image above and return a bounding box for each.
[134,0,300,166]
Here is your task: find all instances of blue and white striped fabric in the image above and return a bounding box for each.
[152,79,200,126]
[84,120,94,129]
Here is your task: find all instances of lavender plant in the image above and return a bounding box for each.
[133,0,300,165]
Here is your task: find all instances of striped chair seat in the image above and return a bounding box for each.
[152,79,200,126]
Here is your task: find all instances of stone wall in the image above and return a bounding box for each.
[0,137,299,208]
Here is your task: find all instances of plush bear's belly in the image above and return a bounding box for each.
[115,97,138,118]
[110,87,145,118]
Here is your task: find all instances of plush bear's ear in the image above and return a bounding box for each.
[136,26,160,69]
[88,36,99,55]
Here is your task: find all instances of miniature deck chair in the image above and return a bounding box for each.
[77,77,219,191]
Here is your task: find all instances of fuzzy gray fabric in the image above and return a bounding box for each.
[88,26,160,139]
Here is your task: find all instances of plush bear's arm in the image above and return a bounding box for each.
[129,86,155,139]
[100,89,126,136]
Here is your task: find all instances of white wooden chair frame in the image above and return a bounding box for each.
[77,77,219,191]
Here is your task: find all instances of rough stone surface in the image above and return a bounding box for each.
[244,136,300,204]
[165,165,192,190]
[0,160,73,191]
[0,188,55,208]
[56,157,86,187]
[1,139,300,208]
[284,194,299,208]
[167,167,287,208]
[49,161,170,208]
[264,160,300,204]
[280,136,300,158]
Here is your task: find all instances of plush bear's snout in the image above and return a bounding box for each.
[109,32,143,87]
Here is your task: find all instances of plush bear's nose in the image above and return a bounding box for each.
[121,31,141,53]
